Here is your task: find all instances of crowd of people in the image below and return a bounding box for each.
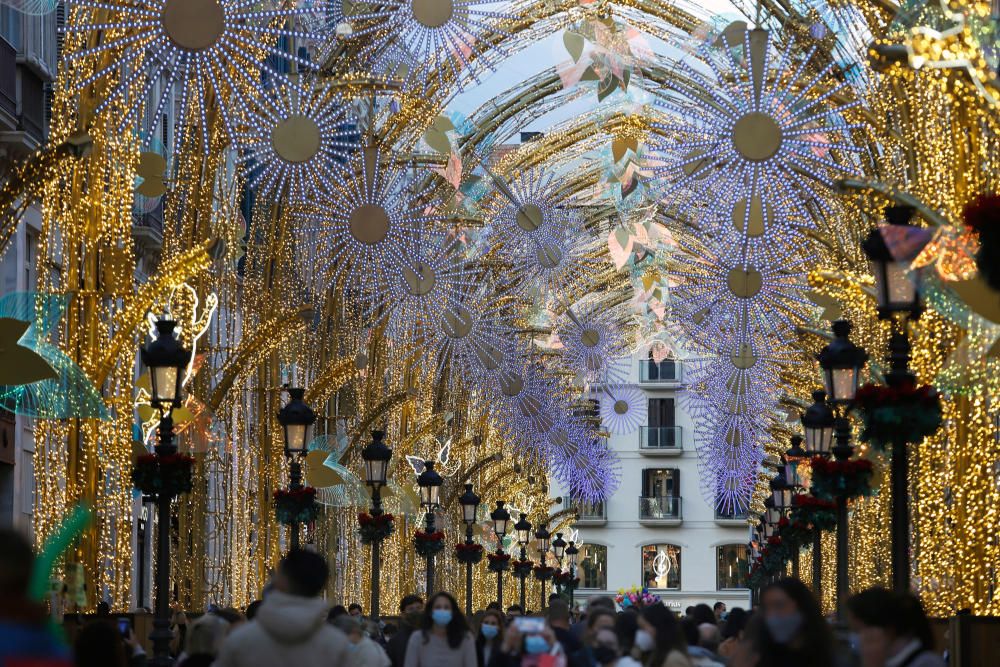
[0,528,949,667]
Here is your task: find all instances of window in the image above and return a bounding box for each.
[641,544,681,589]
[642,468,680,497]
[642,352,679,382]
[578,544,607,589]
[717,544,750,589]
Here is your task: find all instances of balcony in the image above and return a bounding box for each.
[639,359,682,385]
[714,507,749,526]
[564,498,607,526]
[638,496,682,525]
[0,37,16,122]
[639,426,683,455]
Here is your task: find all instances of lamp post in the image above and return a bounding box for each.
[565,541,579,606]
[276,388,316,551]
[862,205,922,594]
[770,469,797,577]
[417,461,443,595]
[490,500,511,607]
[783,436,806,579]
[513,513,532,611]
[534,523,550,610]
[140,320,191,667]
[818,320,868,612]
[458,484,481,615]
[551,532,567,597]
[802,389,835,599]
[361,430,392,621]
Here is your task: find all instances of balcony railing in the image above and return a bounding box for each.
[0,37,16,119]
[638,496,682,522]
[639,426,682,453]
[714,508,749,522]
[564,498,607,524]
[639,360,681,383]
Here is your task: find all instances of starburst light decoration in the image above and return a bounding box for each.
[64,0,329,150]
[300,145,445,298]
[511,219,603,296]
[346,0,514,95]
[546,426,622,503]
[234,78,360,203]
[556,305,631,384]
[598,384,647,435]
[489,167,574,253]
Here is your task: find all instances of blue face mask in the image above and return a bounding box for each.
[481,624,499,639]
[432,609,453,626]
[524,635,550,655]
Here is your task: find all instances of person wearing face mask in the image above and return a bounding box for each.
[636,605,692,667]
[332,615,391,667]
[404,591,477,667]
[388,594,424,667]
[758,577,837,667]
[477,609,505,667]
[492,617,566,667]
[847,588,945,667]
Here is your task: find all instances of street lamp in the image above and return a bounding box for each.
[764,496,781,525]
[490,501,511,606]
[277,388,315,551]
[564,541,579,606]
[770,470,794,511]
[818,320,868,612]
[417,461,443,595]
[801,390,835,456]
[534,522,550,610]
[863,205,923,595]
[458,484,480,615]
[361,431,392,621]
[551,532,567,564]
[513,513,533,611]
[784,436,807,488]
[140,320,191,667]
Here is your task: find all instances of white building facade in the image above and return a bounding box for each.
[552,352,752,612]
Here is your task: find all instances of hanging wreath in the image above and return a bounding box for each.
[853,381,942,449]
[358,512,395,544]
[414,530,446,558]
[454,542,484,564]
[809,456,874,501]
[533,564,555,581]
[512,559,534,578]
[775,515,812,552]
[790,494,837,532]
[273,487,320,526]
[749,561,769,589]
[132,453,195,497]
[964,193,1000,291]
[487,552,511,573]
[553,570,580,588]
[762,536,787,572]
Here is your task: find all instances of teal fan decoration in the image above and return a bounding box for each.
[0,292,109,419]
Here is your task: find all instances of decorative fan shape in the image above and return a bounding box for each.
[556,305,630,384]
[489,167,574,253]
[235,77,360,203]
[64,0,329,150]
[346,0,514,95]
[598,384,647,434]
[0,319,56,386]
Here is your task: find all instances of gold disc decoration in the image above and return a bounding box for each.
[731,112,782,162]
[402,261,437,296]
[499,371,524,397]
[441,303,474,338]
[726,266,763,298]
[161,0,225,51]
[348,204,391,245]
[613,399,629,415]
[411,0,454,28]
[580,328,600,348]
[536,241,564,269]
[732,196,767,237]
[271,115,322,164]
[516,203,544,232]
[729,343,757,369]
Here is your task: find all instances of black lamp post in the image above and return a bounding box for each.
[784,436,807,488]
[361,430,392,621]
[490,500,511,607]
[862,205,922,594]
[417,461,444,595]
[817,320,868,612]
[513,513,532,611]
[802,389,835,600]
[458,484,481,615]
[565,541,579,606]
[277,388,316,551]
[140,320,191,667]
[534,523,550,610]
[770,469,797,577]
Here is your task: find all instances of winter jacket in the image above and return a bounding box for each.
[212,591,349,667]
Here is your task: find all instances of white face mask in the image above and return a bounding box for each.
[634,629,655,653]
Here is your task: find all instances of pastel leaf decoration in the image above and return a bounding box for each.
[304,449,346,487]
[597,75,617,101]
[609,228,633,269]
[423,128,451,154]
[805,290,843,321]
[564,31,585,62]
[581,66,600,82]
[612,138,628,163]
[432,115,454,132]
[29,505,93,601]
[713,21,747,49]
[0,318,57,385]
[947,275,1000,324]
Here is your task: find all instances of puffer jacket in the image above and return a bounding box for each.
[213,591,349,667]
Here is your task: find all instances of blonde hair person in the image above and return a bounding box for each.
[178,613,230,667]
[333,614,391,667]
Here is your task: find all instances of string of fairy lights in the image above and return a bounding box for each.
[13,0,998,616]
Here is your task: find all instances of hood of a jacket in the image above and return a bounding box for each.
[255,590,329,644]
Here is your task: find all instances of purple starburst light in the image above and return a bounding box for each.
[556,304,631,385]
[233,77,359,203]
[64,0,330,151]
[489,167,573,254]
[510,216,603,296]
[598,384,647,435]
[547,428,622,504]
[299,145,444,298]
[345,0,513,95]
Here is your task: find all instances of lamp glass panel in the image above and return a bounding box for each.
[366,459,387,485]
[462,503,477,524]
[766,506,781,523]
[493,517,509,536]
[785,461,801,486]
[829,367,859,402]
[516,528,530,545]
[285,423,308,453]
[885,261,917,308]
[152,365,179,403]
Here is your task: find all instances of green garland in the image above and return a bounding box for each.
[809,456,874,501]
[414,530,446,558]
[132,453,194,497]
[273,487,320,526]
[790,494,837,532]
[853,382,943,449]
